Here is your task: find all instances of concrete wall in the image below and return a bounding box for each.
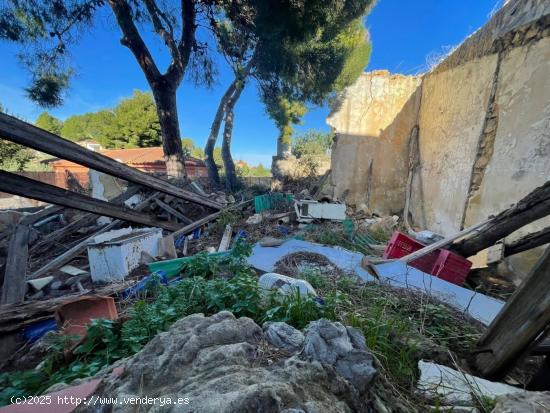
[325,71,422,214]
[326,0,550,281]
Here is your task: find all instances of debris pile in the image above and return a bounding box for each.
[0,113,549,412]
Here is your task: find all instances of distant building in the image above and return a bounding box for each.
[51,146,208,189]
[78,140,103,152]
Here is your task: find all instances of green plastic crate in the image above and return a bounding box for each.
[254,193,294,213]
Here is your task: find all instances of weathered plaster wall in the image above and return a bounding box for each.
[411,55,498,234]
[462,36,550,280]
[325,71,422,214]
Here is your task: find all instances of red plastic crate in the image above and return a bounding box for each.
[431,250,472,285]
[383,232,439,274]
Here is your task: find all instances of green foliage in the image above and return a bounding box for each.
[109,91,161,148]
[237,162,271,177]
[35,111,62,135]
[0,140,33,171]
[59,91,161,148]
[265,97,307,146]
[0,103,34,170]
[292,130,334,157]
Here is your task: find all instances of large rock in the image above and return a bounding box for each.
[491,391,550,413]
[263,322,305,353]
[303,319,377,394]
[80,312,364,413]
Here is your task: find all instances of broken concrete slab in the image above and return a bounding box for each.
[249,239,504,326]
[372,261,504,326]
[27,276,54,291]
[417,360,526,406]
[59,265,89,276]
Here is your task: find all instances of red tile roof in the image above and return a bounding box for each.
[52,146,205,168]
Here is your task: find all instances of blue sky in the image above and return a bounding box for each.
[0,0,501,166]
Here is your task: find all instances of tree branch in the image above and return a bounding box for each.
[143,0,180,64]
[165,0,196,85]
[108,0,161,86]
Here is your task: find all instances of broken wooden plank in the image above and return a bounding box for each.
[451,181,550,257]
[474,247,550,379]
[170,199,252,238]
[503,226,550,257]
[218,225,233,252]
[400,220,489,264]
[155,199,193,224]
[30,193,160,279]
[0,171,179,231]
[20,205,65,226]
[0,279,136,333]
[1,225,30,306]
[29,186,142,254]
[0,112,222,210]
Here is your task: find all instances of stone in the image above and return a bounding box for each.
[303,319,376,394]
[263,322,305,353]
[367,215,399,235]
[492,391,550,413]
[65,275,88,287]
[227,195,236,203]
[49,281,63,290]
[246,213,263,225]
[417,360,527,406]
[259,237,285,247]
[82,312,360,412]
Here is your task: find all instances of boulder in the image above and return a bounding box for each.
[303,319,377,394]
[263,322,305,353]
[81,312,364,412]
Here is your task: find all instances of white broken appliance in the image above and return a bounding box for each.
[87,227,162,283]
[294,199,346,223]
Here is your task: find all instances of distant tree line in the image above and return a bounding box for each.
[36,91,162,149]
[1,0,373,189]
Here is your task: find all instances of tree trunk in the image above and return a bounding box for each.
[276,132,292,158]
[222,83,245,192]
[204,80,237,186]
[451,181,550,257]
[153,85,186,179]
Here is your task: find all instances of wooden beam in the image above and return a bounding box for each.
[0,171,179,231]
[503,226,550,257]
[1,225,30,306]
[155,199,193,224]
[451,181,550,257]
[29,186,142,254]
[399,220,489,264]
[171,199,252,238]
[0,112,221,210]
[474,247,550,379]
[29,192,160,279]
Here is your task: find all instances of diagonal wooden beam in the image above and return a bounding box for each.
[0,171,179,231]
[0,112,221,210]
[474,247,550,379]
[155,199,193,224]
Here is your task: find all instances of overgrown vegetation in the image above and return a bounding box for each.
[0,241,484,410]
